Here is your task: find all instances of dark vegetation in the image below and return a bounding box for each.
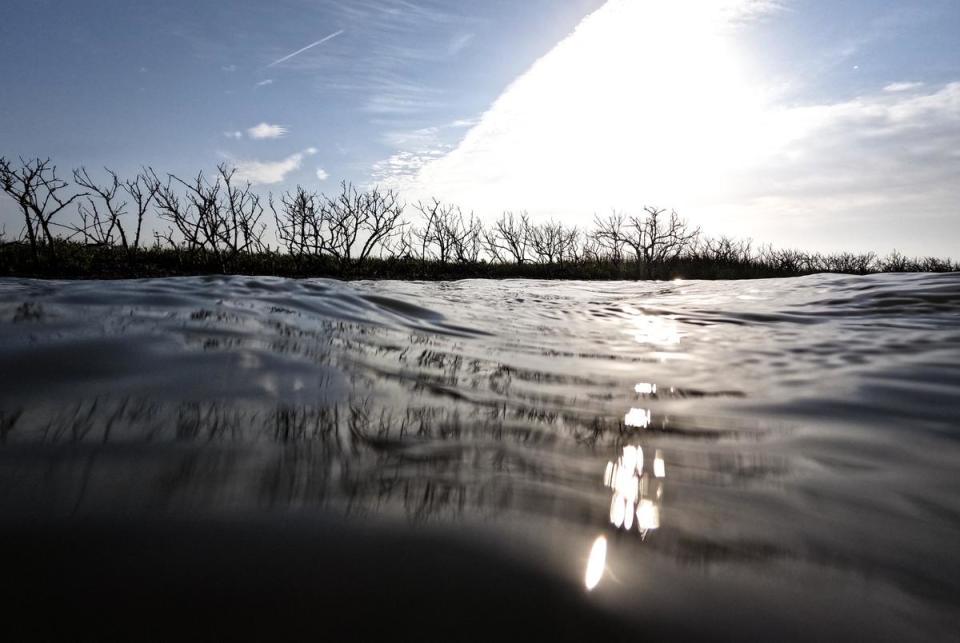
[1,156,955,280]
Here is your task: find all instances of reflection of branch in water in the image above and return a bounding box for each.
[0,395,610,523]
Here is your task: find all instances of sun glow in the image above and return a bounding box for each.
[407,0,783,220]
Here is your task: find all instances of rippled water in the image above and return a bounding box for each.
[1,274,958,639]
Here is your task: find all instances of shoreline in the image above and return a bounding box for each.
[2,241,955,281]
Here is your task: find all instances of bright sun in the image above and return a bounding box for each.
[407,0,785,224]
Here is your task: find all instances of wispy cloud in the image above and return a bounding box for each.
[372,149,449,186]
[448,33,474,56]
[233,148,317,185]
[316,168,330,181]
[222,64,238,72]
[255,79,274,88]
[364,93,445,115]
[884,81,924,93]
[224,131,244,140]
[267,30,344,67]
[247,122,288,139]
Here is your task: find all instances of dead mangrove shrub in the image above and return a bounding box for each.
[0,157,86,263]
[483,211,531,264]
[623,207,700,266]
[71,167,159,253]
[271,181,404,264]
[591,212,628,264]
[408,199,483,263]
[154,163,266,260]
[527,219,580,265]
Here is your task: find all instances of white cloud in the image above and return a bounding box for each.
[222,64,238,72]
[383,127,441,150]
[883,81,924,92]
[381,0,960,256]
[247,122,288,139]
[316,168,329,181]
[372,148,449,185]
[255,79,274,87]
[233,148,317,185]
[224,131,244,139]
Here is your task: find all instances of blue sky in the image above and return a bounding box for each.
[1,0,959,256]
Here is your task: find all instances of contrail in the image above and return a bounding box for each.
[268,30,344,67]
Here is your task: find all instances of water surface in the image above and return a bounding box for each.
[1,274,958,640]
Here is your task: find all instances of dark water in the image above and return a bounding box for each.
[1,274,959,640]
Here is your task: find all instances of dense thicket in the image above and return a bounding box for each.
[0,157,955,279]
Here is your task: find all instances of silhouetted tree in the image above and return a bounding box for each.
[271,186,320,257]
[528,219,579,265]
[153,164,267,261]
[271,182,403,264]
[71,167,159,253]
[412,199,482,263]
[483,211,530,264]
[623,207,700,268]
[0,157,86,263]
[701,236,753,264]
[220,164,267,254]
[154,169,226,258]
[591,212,628,264]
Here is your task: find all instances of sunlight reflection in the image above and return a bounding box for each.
[604,445,665,537]
[584,536,607,591]
[628,314,681,347]
[624,408,652,428]
[634,382,657,395]
[636,499,660,531]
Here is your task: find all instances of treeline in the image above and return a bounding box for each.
[0,156,955,280]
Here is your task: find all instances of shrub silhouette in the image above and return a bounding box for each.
[0,155,956,278]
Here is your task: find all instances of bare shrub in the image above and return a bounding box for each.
[153,164,266,260]
[822,251,877,274]
[702,236,753,264]
[879,250,911,272]
[271,181,404,263]
[623,207,700,266]
[483,211,530,264]
[411,199,483,263]
[528,219,579,265]
[272,186,321,256]
[220,165,268,255]
[0,157,86,262]
[591,212,628,263]
[72,167,159,252]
